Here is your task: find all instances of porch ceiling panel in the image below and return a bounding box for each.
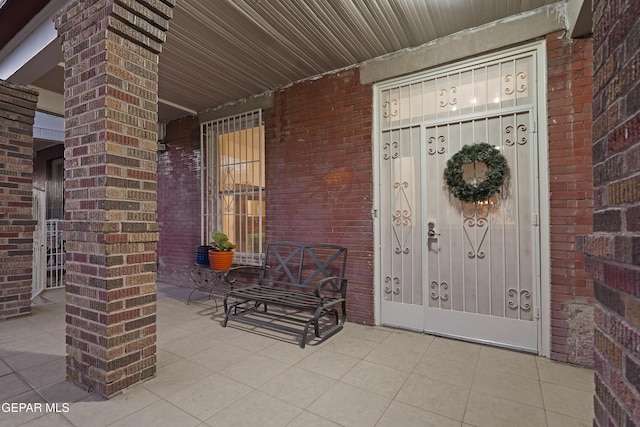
[159,0,559,117]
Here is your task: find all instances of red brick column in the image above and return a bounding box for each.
[54,0,175,396]
[546,32,595,366]
[0,80,38,319]
[588,0,640,425]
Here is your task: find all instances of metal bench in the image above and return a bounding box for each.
[222,242,348,348]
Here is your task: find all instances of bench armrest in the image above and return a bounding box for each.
[315,276,348,299]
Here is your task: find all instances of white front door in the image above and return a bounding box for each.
[376,45,543,352]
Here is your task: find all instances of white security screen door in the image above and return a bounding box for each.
[376,45,542,352]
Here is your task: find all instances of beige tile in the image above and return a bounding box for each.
[296,348,360,380]
[307,382,391,427]
[3,347,62,372]
[0,373,31,400]
[396,374,469,421]
[63,385,160,427]
[546,410,592,427]
[16,413,74,427]
[478,346,539,379]
[0,390,47,427]
[377,401,460,427]
[220,354,290,387]
[414,354,476,388]
[340,360,409,398]
[163,374,251,421]
[324,334,377,359]
[18,357,66,389]
[258,340,317,365]
[141,359,215,398]
[537,357,595,392]
[380,329,434,353]
[225,330,281,352]
[287,410,342,427]
[363,344,424,373]
[0,358,12,376]
[472,368,543,408]
[344,324,392,343]
[102,400,201,427]
[155,324,193,348]
[259,366,335,409]
[204,389,302,426]
[156,348,183,369]
[464,391,547,427]
[541,381,594,423]
[157,331,217,359]
[425,337,482,365]
[187,341,252,372]
[37,380,93,403]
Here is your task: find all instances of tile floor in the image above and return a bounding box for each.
[0,282,595,427]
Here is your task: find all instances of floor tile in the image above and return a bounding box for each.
[344,325,392,343]
[257,340,317,365]
[546,410,592,427]
[0,358,12,376]
[425,337,482,365]
[541,381,594,423]
[259,366,335,409]
[141,359,215,398]
[376,400,460,427]
[363,344,425,373]
[18,356,66,389]
[0,373,31,400]
[537,357,595,392]
[477,346,539,379]
[307,382,391,427]
[62,386,160,427]
[0,390,47,427]
[204,389,302,426]
[395,374,469,421]
[37,381,93,403]
[187,341,252,372]
[296,348,360,380]
[287,410,342,427]
[340,360,409,398]
[165,373,252,421]
[464,390,547,427]
[220,354,290,387]
[472,368,543,408]
[157,331,216,359]
[323,334,377,359]
[414,354,476,388]
[380,330,434,354]
[18,413,74,427]
[3,346,63,372]
[105,397,198,427]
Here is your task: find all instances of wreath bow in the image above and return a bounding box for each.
[443,143,510,202]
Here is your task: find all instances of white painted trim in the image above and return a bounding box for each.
[372,87,381,325]
[361,3,567,85]
[536,40,552,358]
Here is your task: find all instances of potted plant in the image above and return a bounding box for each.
[208,231,236,270]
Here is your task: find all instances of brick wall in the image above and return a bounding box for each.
[157,116,201,285]
[265,68,375,324]
[0,80,38,319]
[588,0,640,425]
[546,32,595,366]
[55,0,175,396]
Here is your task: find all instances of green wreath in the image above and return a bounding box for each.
[443,143,510,202]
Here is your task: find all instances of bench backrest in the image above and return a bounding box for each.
[260,242,347,295]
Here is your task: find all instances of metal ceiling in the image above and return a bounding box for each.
[159,0,559,118]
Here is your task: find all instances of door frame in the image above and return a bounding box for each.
[372,40,551,357]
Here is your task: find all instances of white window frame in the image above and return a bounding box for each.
[201,109,265,265]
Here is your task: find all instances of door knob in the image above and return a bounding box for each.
[428,220,440,237]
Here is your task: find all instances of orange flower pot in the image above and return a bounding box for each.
[208,250,234,270]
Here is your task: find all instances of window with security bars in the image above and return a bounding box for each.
[202,110,265,265]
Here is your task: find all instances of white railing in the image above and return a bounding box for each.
[45,219,65,289]
[32,189,46,298]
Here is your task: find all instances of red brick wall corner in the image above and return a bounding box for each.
[546,31,595,367]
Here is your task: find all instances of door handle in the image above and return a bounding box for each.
[428,220,440,237]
